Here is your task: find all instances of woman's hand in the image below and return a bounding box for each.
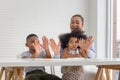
[79,36,93,53]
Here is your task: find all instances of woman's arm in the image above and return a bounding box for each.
[79,36,96,58]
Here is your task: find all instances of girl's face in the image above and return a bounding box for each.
[26,36,39,50]
[67,37,79,50]
[70,16,83,31]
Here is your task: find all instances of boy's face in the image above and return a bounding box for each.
[26,36,39,50]
[70,16,83,31]
[67,37,79,50]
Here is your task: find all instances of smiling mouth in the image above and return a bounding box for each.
[71,28,79,30]
[71,46,77,50]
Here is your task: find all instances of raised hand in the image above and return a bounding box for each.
[79,36,93,53]
[49,38,61,55]
[32,39,43,58]
[42,36,49,49]
[42,36,51,58]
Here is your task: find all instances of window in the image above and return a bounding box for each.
[112,0,119,80]
[117,0,120,57]
[116,0,120,80]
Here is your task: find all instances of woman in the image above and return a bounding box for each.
[50,14,97,80]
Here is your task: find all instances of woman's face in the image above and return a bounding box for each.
[67,37,79,50]
[70,16,83,31]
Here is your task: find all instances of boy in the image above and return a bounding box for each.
[21,34,61,80]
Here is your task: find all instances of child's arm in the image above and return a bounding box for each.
[42,36,51,58]
[22,39,44,58]
[44,47,51,58]
[30,40,43,58]
[60,48,82,58]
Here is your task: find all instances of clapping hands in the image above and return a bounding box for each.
[31,39,43,58]
[31,36,49,58]
[79,36,93,53]
[49,39,61,55]
[42,36,61,55]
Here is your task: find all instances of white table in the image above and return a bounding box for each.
[0,58,120,67]
[0,58,120,80]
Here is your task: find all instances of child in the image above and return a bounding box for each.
[59,29,87,80]
[21,34,61,80]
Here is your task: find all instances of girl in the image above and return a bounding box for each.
[59,29,87,80]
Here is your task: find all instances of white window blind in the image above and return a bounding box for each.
[0,0,90,57]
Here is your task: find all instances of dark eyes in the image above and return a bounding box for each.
[69,41,79,44]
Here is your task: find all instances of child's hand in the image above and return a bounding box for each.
[42,36,49,49]
[42,36,51,58]
[49,38,61,55]
[32,40,43,58]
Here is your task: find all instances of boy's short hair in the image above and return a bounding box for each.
[26,34,38,41]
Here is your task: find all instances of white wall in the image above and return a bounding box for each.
[0,0,109,58]
[0,0,109,60]
[90,0,107,58]
[0,0,109,79]
[0,0,91,79]
[0,0,90,57]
